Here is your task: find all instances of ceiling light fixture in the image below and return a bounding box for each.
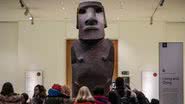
[150,0,165,25]
[24,8,29,16]
[19,0,35,25]
[29,16,33,20]
[19,0,24,8]
[31,16,34,25]
[150,16,153,25]
[160,0,165,6]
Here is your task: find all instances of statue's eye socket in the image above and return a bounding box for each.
[96,7,103,13]
[79,9,86,14]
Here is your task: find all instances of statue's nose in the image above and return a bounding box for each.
[85,8,98,26]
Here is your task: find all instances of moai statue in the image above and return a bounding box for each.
[71,0,114,96]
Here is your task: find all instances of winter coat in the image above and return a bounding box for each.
[108,87,138,104]
[44,88,73,104]
[30,97,45,104]
[0,94,22,104]
[44,96,64,104]
[94,96,111,104]
[133,90,150,104]
[74,102,95,104]
[63,98,73,104]
[73,99,95,104]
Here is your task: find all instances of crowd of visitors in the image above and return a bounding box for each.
[0,77,159,104]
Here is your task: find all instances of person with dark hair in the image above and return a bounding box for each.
[1,82,14,96]
[93,86,111,104]
[133,89,150,104]
[21,93,29,104]
[150,98,159,104]
[108,77,138,104]
[0,82,23,104]
[30,85,46,104]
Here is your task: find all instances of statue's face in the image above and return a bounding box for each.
[77,2,107,40]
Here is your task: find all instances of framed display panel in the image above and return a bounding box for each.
[159,42,183,104]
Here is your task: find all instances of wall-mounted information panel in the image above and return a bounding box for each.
[159,42,183,104]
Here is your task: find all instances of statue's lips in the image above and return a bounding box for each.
[84,26,98,31]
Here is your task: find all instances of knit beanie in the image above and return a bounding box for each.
[52,84,62,92]
[48,84,62,97]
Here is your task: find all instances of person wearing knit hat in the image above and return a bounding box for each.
[44,84,70,104]
[52,84,62,92]
[72,0,114,97]
[48,84,62,97]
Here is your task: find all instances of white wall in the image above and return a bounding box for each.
[0,21,185,100]
[0,22,20,92]
[118,21,166,90]
[18,21,67,92]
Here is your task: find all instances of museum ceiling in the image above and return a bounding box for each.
[0,0,185,22]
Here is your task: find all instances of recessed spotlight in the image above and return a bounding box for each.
[29,16,33,20]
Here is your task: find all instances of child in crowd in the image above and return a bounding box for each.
[74,86,95,104]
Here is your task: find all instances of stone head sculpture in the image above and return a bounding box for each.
[71,0,114,97]
[76,0,107,41]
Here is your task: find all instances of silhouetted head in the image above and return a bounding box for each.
[0,82,14,96]
[61,85,71,96]
[22,93,29,103]
[75,86,95,102]
[151,98,159,104]
[76,0,107,41]
[115,77,125,88]
[33,85,46,98]
[93,86,104,95]
[115,77,125,97]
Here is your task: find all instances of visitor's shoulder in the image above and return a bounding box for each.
[0,94,23,103]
